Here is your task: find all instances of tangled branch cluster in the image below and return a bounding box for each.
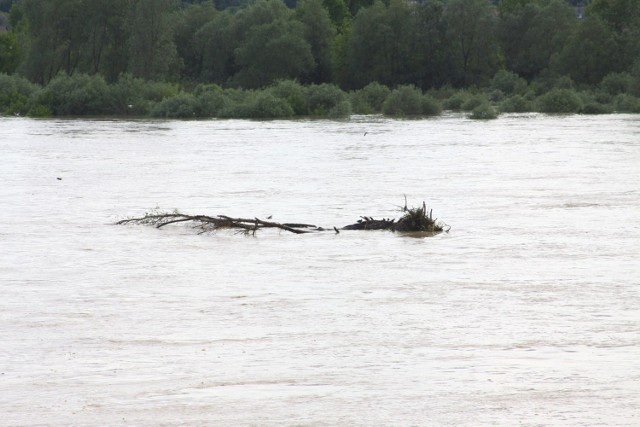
[117,203,450,236]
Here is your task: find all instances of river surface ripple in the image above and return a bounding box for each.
[1,114,639,426]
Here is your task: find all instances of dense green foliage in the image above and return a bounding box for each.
[382,85,440,117]
[536,88,583,113]
[470,102,498,120]
[1,0,639,119]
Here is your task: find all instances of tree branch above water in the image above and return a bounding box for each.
[116,203,450,236]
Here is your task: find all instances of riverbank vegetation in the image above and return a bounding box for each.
[1,0,639,119]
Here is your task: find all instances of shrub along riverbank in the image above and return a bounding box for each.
[2,70,640,120]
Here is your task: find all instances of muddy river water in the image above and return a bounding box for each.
[1,114,639,425]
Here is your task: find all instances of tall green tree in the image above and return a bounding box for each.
[14,0,87,83]
[587,0,640,73]
[412,0,449,89]
[233,20,315,88]
[197,11,235,83]
[444,0,500,86]
[346,0,416,88]
[231,0,314,88]
[345,0,373,17]
[497,0,543,15]
[295,0,336,84]
[127,0,181,81]
[329,23,352,88]
[0,28,19,73]
[587,0,640,33]
[552,16,617,85]
[499,0,576,80]
[9,0,129,83]
[322,0,350,30]
[174,1,218,81]
[82,0,129,80]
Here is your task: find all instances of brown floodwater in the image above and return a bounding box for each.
[1,113,639,425]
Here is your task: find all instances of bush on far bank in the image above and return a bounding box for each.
[442,91,470,111]
[491,70,528,96]
[32,73,112,116]
[350,82,391,114]
[536,88,582,113]
[0,73,39,115]
[499,95,533,113]
[470,102,498,120]
[110,73,180,116]
[5,68,640,120]
[613,94,640,113]
[305,83,350,117]
[382,85,441,117]
[268,80,307,115]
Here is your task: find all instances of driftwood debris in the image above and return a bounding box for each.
[116,202,450,236]
[117,213,323,235]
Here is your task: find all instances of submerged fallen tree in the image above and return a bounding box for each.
[116,202,450,236]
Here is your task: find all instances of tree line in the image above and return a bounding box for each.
[0,0,639,119]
